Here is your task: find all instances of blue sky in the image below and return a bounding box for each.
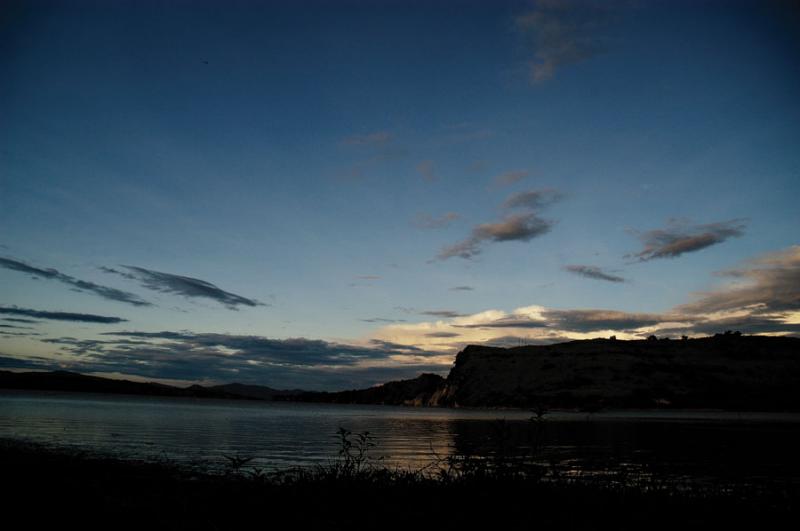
[1,0,799,389]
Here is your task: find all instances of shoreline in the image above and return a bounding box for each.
[5,388,800,418]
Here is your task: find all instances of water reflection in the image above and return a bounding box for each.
[2,391,799,487]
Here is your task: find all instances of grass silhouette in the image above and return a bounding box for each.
[2,429,797,530]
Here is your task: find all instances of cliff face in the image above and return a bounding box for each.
[428,335,800,410]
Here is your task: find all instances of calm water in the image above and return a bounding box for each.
[3,390,800,485]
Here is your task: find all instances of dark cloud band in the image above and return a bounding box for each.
[628,219,746,262]
[564,265,626,283]
[0,257,150,306]
[103,266,262,309]
[0,306,127,324]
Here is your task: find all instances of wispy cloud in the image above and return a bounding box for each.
[0,257,150,307]
[628,219,747,262]
[371,245,800,354]
[417,160,436,181]
[436,188,563,260]
[361,317,406,324]
[504,189,563,209]
[494,170,528,186]
[0,306,127,324]
[437,212,554,260]
[34,330,446,390]
[2,317,39,324]
[419,310,466,318]
[102,266,262,309]
[564,264,626,283]
[449,286,475,291]
[677,245,800,315]
[515,0,609,84]
[541,309,676,332]
[413,212,460,229]
[340,130,393,146]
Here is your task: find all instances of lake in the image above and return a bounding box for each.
[3,390,800,487]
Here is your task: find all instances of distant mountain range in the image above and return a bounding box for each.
[2,334,799,410]
[0,370,266,400]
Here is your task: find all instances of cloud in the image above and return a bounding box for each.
[564,264,626,283]
[2,317,39,324]
[449,286,475,291]
[340,145,410,181]
[504,188,563,209]
[413,212,460,229]
[103,266,262,309]
[361,317,407,323]
[340,130,393,146]
[0,257,150,306]
[0,306,127,323]
[355,275,381,280]
[541,309,678,332]
[677,245,800,315]
[494,170,529,186]
[658,314,800,337]
[515,0,608,84]
[455,316,551,329]
[369,245,800,355]
[417,160,436,181]
[0,355,55,370]
[436,188,561,260]
[437,213,554,260]
[424,332,460,338]
[419,310,466,318]
[34,330,447,390]
[628,219,747,262]
[0,331,42,337]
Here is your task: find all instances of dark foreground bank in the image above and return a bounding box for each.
[3,437,796,531]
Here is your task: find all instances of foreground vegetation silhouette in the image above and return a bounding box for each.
[4,415,797,531]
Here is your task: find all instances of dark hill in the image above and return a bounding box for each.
[290,373,446,406]
[210,383,303,400]
[0,370,249,400]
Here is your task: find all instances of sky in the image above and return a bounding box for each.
[1,0,799,390]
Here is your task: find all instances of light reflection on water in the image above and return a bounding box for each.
[2,391,800,485]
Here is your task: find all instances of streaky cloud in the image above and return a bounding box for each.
[504,188,563,210]
[2,317,40,324]
[564,264,626,283]
[437,188,561,260]
[0,306,127,324]
[628,219,746,262]
[419,310,466,318]
[340,130,393,146]
[494,170,528,186]
[0,257,150,307]
[438,213,553,260]
[542,309,678,332]
[413,212,460,229]
[417,160,436,181]
[104,266,262,309]
[677,245,800,314]
[34,330,447,390]
[516,0,610,84]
